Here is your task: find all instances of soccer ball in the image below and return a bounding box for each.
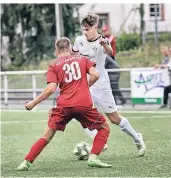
[73,142,91,160]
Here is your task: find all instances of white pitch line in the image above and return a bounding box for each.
[128,115,170,118]
[0,109,47,112]
[1,109,171,114]
[1,115,169,124]
[120,110,171,114]
[1,120,47,124]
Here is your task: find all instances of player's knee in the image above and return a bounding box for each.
[106,112,121,125]
[42,136,53,143]
[105,126,110,134]
[109,114,121,125]
[42,129,56,143]
[102,121,110,132]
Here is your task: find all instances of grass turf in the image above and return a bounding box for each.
[1,111,171,177]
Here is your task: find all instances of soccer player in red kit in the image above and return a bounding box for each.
[17,37,112,171]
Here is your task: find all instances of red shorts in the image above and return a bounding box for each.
[48,106,106,131]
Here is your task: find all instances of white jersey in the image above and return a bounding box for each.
[73,35,117,113]
[72,35,111,92]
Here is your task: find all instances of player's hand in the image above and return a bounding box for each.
[160,64,168,69]
[99,37,108,46]
[154,64,160,68]
[25,101,35,111]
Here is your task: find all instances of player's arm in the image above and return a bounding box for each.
[99,37,113,56]
[88,67,100,87]
[160,64,169,68]
[71,48,79,55]
[25,64,58,111]
[25,82,57,110]
[154,60,171,69]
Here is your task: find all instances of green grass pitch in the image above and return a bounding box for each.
[1,110,171,177]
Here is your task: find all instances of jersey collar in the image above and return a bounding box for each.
[87,34,102,42]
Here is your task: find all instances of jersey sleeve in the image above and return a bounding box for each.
[46,65,58,84]
[72,36,80,52]
[85,57,96,73]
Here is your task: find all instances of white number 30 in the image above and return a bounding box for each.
[62,61,82,83]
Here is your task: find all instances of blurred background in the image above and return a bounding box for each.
[1,3,171,109]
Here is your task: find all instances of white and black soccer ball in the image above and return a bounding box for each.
[73,142,91,160]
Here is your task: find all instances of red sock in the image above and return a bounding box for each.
[91,128,109,155]
[25,138,48,163]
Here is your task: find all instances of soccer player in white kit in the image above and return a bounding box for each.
[72,14,146,156]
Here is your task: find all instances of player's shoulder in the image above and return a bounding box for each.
[49,58,58,67]
[48,58,65,70]
[75,35,84,39]
[75,35,85,42]
[74,54,88,62]
[46,59,58,74]
[79,56,95,66]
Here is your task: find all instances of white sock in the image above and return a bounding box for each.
[84,128,97,139]
[119,117,140,141]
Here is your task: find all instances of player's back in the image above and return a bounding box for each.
[49,55,93,108]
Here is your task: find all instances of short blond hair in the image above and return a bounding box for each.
[55,37,71,51]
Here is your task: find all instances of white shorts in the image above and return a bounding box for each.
[90,88,117,113]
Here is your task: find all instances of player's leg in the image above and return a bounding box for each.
[86,98,139,141]
[76,107,112,168]
[52,93,108,151]
[83,128,108,152]
[17,108,72,171]
[83,100,108,151]
[92,93,145,156]
[161,85,171,107]
[106,111,146,156]
[88,121,112,168]
[109,71,126,105]
[17,126,56,171]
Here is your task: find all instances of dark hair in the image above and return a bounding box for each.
[81,14,99,27]
[55,37,71,51]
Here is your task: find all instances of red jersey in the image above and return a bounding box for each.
[106,35,116,57]
[46,55,95,108]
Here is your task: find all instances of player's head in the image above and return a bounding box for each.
[161,46,169,57]
[81,13,99,41]
[102,26,110,37]
[55,37,71,56]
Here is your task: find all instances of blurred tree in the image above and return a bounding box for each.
[1,4,56,68]
[116,33,141,51]
[1,4,80,70]
[61,4,81,39]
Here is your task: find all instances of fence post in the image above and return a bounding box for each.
[32,74,36,100]
[130,68,134,107]
[4,74,8,106]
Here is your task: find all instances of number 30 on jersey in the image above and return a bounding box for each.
[62,61,82,83]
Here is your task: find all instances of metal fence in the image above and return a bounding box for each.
[1,68,171,109]
[0,69,131,108]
